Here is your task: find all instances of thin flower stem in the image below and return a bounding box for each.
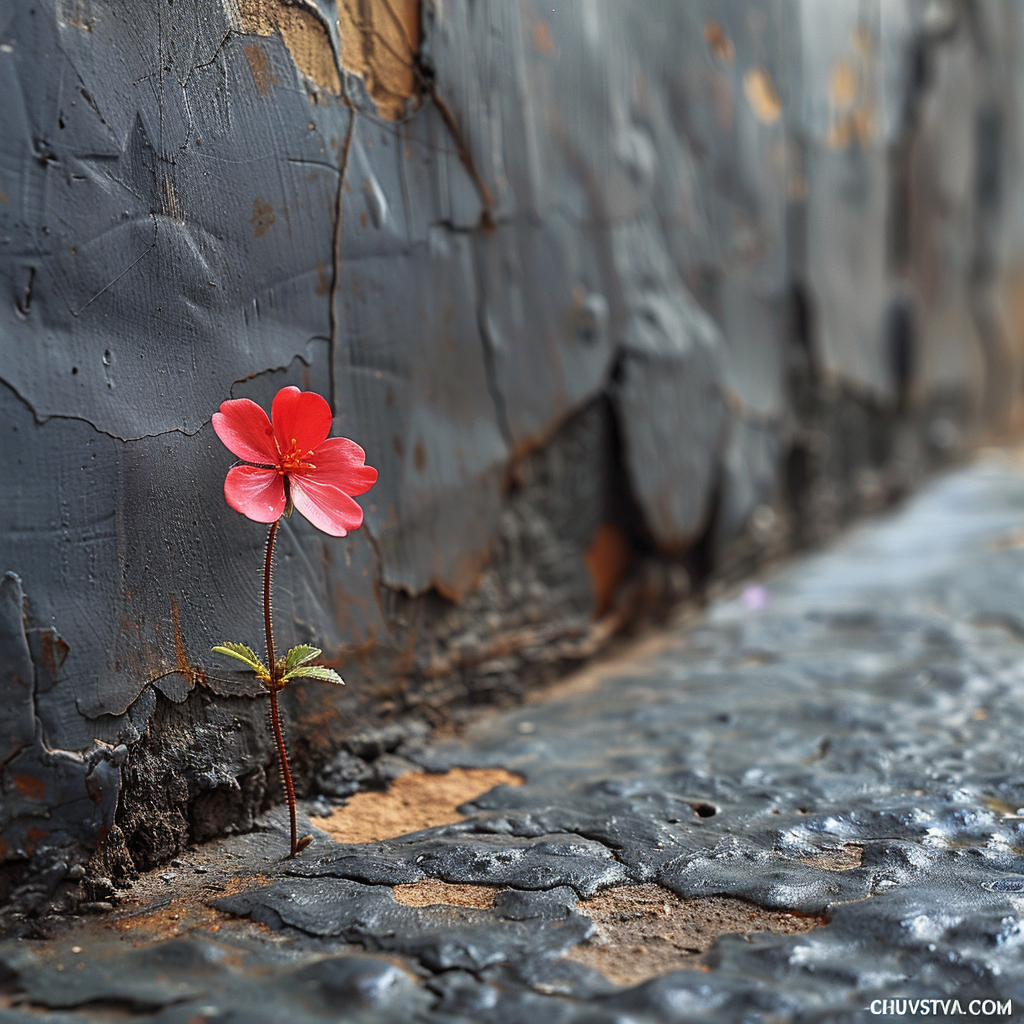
[268,687,298,858]
[264,520,298,858]
[264,521,278,681]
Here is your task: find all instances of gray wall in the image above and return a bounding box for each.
[2,0,1021,889]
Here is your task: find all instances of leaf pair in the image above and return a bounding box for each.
[211,642,344,686]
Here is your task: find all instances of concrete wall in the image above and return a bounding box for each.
[2,0,1023,896]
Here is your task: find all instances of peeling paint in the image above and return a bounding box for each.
[56,0,95,32]
[337,0,420,120]
[235,0,341,95]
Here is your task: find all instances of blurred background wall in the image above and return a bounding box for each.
[3,0,1023,894]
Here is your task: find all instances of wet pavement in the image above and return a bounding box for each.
[6,453,1024,1022]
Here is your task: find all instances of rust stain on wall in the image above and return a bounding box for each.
[242,43,277,96]
[251,197,276,237]
[337,0,420,120]
[236,0,341,96]
[315,261,330,296]
[168,595,191,679]
[532,21,557,57]
[584,523,632,619]
[37,630,69,675]
[12,774,46,800]
[703,21,735,65]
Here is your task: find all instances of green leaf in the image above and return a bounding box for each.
[282,664,345,685]
[212,642,271,680]
[285,644,322,671]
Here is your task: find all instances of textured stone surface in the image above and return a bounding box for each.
[4,453,1024,1018]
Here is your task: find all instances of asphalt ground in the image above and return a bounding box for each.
[5,451,1024,1022]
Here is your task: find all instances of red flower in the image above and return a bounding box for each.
[212,386,377,536]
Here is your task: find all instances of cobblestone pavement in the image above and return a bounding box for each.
[5,454,1024,1022]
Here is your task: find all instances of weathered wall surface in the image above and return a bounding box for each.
[2,0,1023,903]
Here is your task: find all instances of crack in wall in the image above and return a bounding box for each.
[475,250,515,451]
[0,342,336,444]
[329,103,357,422]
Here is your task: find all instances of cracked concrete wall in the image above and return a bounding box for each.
[1,0,1022,885]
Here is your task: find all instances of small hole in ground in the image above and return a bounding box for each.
[690,802,717,817]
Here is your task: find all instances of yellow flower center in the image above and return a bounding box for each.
[277,438,316,475]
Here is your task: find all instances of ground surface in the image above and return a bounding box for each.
[5,453,1024,1021]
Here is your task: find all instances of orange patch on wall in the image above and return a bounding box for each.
[24,827,48,854]
[38,630,69,674]
[236,0,342,96]
[743,67,781,124]
[826,26,876,150]
[243,43,277,95]
[13,775,46,800]
[703,21,734,64]
[336,0,419,120]
[584,523,632,619]
[168,595,192,679]
[532,21,557,56]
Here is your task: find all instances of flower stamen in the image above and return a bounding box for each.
[277,440,317,475]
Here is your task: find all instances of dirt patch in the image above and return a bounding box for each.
[392,879,498,908]
[796,844,862,871]
[317,767,523,844]
[565,883,827,986]
[113,898,233,940]
[111,872,271,941]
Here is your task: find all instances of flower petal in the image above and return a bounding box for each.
[289,476,366,536]
[305,437,378,497]
[271,386,333,456]
[224,466,286,523]
[212,399,279,465]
